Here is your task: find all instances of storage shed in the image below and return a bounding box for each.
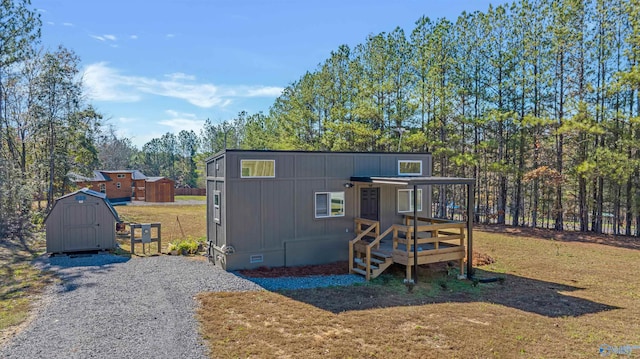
[145,177,175,202]
[45,188,120,253]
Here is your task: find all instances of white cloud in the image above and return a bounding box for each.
[91,34,117,42]
[166,73,195,81]
[82,62,285,108]
[159,118,205,132]
[165,110,196,118]
[130,131,165,149]
[83,62,141,102]
[166,34,176,39]
[130,35,138,40]
[245,86,283,97]
[159,110,205,133]
[117,117,136,124]
[47,21,54,25]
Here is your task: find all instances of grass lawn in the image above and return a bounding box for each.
[115,203,206,254]
[0,236,55,345]
[175,195,206,201]
[198,229,640,358]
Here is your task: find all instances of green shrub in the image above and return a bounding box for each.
[177,239,199,255]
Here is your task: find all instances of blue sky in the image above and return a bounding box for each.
[33,0,509,148]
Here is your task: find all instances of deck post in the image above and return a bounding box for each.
[413,184,418,283]
[466,182,474,278]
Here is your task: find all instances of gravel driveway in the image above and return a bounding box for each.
[0,254,262,359]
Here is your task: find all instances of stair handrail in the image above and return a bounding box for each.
[349,221,379,274]
[363,225,395,280]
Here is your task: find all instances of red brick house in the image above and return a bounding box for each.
[70,170,175,203]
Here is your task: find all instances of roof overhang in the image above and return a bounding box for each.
[350,176,475,186]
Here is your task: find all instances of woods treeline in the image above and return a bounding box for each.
[250,0,640,236]
[1,0,640,239]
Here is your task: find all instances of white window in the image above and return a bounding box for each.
[99,183,106,193]
[213,191,221,223]
[241,159,275,178]
[315,192,345,218]
[117,174,126,178]
[116,182,121,189]
[398,160,422,176]
[398,189,423,213]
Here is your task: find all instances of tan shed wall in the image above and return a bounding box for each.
[45,194,117,253]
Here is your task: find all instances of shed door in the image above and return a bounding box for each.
[360,188,379,221]
[159,182,171,201]
[63,203,98,251]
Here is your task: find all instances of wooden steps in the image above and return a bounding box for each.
[350,242,394,280]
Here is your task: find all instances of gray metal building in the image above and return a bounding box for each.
[206,150,433,270]
[45,188,120,253]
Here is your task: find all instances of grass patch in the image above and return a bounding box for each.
[0,263,54,330]
[116,204,206,255]
[0,236,55,341]
[198,230,640,358]
[175,195,205,201]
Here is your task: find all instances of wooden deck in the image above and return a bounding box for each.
[349,216,467,281]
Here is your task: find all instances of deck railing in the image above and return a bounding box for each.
[349,218,397,280]
[348,219,379,275]
[350,215,468,280]
[394,215,466,279]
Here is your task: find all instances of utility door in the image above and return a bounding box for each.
[63,202,98,251]
[360,188,380,221]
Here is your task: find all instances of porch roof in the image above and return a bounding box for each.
[350,176,475,186]
[351,175,476,281]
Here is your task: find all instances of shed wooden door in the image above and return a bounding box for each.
[63,203,98,251]
[360,188,379,221]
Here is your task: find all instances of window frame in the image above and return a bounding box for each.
[397,188,423,213]
[240,159,276,178]
[314,191,345,218]
[398,160,422,176]
[117,174,126,178]
[116,182,121,189]
[99,183,106,193]
[213,191,221,223]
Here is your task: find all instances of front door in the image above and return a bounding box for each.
[360,188,380,221]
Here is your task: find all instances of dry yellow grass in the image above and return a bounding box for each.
[0,237,55,345]
[115,204,206,254]
[198,230,640,358]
